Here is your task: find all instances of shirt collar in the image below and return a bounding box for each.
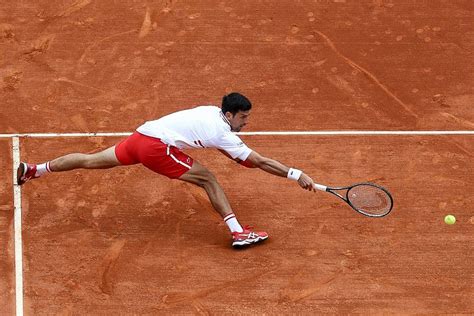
[220,111,232,129]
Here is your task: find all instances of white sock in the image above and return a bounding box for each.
[35,162,52,177]
[223,213,243,233]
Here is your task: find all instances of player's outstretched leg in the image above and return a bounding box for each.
[17,146,121,185]
[178,160,268,248]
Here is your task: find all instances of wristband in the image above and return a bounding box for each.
[287,168,302,181]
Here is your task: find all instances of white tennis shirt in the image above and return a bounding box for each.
[136,106,252,161]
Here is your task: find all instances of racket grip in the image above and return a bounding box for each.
[313,183,327,191]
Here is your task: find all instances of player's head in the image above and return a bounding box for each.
[221,92,252,132]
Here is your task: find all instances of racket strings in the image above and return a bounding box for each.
[347,185,392,215]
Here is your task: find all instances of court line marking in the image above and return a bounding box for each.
[12,137,24,316]
[1,131,474,138]
[238,131,474,136]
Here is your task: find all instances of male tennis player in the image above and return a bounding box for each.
[17,92,316,248]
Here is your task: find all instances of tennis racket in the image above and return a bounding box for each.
[313,182,393,217]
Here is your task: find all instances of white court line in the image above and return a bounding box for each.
[12,137,24,316]
[0,130,473,138]
[238,131,474,136]
[0,132,132,138]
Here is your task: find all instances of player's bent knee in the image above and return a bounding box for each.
[192,169,216,187]
[179,162,216,187]
[201,169,217,185]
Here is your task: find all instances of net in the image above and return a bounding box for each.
[347,184,393,216]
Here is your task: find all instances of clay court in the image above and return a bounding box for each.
[1,0,473,314]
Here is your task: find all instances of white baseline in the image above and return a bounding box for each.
[0,130,473,138]
[12,137,24,316]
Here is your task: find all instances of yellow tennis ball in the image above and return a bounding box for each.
[444,215,456,225]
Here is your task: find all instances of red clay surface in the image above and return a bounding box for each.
[1,0,473,314]
[12,136,474,314]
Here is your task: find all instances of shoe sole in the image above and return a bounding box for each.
[16,162,26,185]
[232,235,268,248]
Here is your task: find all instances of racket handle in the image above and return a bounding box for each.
[313,183,327,191]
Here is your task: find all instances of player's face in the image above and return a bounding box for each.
[227,110,251,132]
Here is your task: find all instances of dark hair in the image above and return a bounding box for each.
[221,92,252,115]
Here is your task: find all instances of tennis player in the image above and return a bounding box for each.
[17,93,316,248]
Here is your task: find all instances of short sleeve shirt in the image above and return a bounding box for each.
[136,106,252,161]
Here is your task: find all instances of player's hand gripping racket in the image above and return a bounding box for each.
[313,182,393,217]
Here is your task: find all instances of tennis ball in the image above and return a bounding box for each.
[444,215,456,225]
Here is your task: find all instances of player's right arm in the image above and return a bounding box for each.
[218,149,257,168]
[246,151,315,191]
[214,133,314,191]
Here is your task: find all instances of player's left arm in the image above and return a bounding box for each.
[246,150,315,191]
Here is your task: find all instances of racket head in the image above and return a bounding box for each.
[345,183,393,217]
